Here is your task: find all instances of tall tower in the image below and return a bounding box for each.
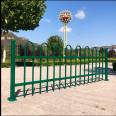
[59,10,72,56]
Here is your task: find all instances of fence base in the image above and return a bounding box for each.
[105,79,109,81]
[7,97,17,102]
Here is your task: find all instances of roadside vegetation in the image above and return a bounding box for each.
[1,36,116,68]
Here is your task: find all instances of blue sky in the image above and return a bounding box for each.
[14,1,116,48]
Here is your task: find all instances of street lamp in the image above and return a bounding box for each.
[59,10,72,56]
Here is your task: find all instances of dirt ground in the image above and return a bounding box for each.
[1,63,116,115]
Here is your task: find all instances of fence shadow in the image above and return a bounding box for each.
[107,68,116,75]
[85,67,116,75]
[16,78,103,98]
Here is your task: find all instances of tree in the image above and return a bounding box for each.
[108,49,116,58]
[19,44,24,56]
[1,0,46,62]
[47,35,64,56]
[1,0,46,32]
[35,45,45,56]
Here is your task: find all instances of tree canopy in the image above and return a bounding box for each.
[47,35,64,56]
[1,0,46,32]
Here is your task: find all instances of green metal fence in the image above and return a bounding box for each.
[8,40,108,102]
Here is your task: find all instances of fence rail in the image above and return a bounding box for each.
[8,40,108,102]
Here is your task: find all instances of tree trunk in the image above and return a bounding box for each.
[3,49,6,63]
[2,31,8,63]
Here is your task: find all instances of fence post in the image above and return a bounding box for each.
[105,48,108,81]
[8,40,16,101]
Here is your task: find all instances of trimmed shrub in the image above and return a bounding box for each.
[112,62,116,71]
[16,61,36,66]
[1,63,10,68]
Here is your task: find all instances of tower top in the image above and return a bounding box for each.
[59,10,72,24]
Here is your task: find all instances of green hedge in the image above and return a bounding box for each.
[108,58,116,62]
[16,61,37,66]
[15,59,99,66]
[112,62,116,71]
[2,58,108,67]
[1,63,10,68]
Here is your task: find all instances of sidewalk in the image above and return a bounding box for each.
[1,63,116,115]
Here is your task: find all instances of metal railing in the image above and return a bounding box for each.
[8,40,108,101]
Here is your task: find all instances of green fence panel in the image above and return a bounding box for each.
[105,48,108,81]
[8,40,109,102]
[8,40,16,102]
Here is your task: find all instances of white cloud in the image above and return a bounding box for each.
[59,26,72,32]
[75,10,86,20]
[41,19,51,23]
